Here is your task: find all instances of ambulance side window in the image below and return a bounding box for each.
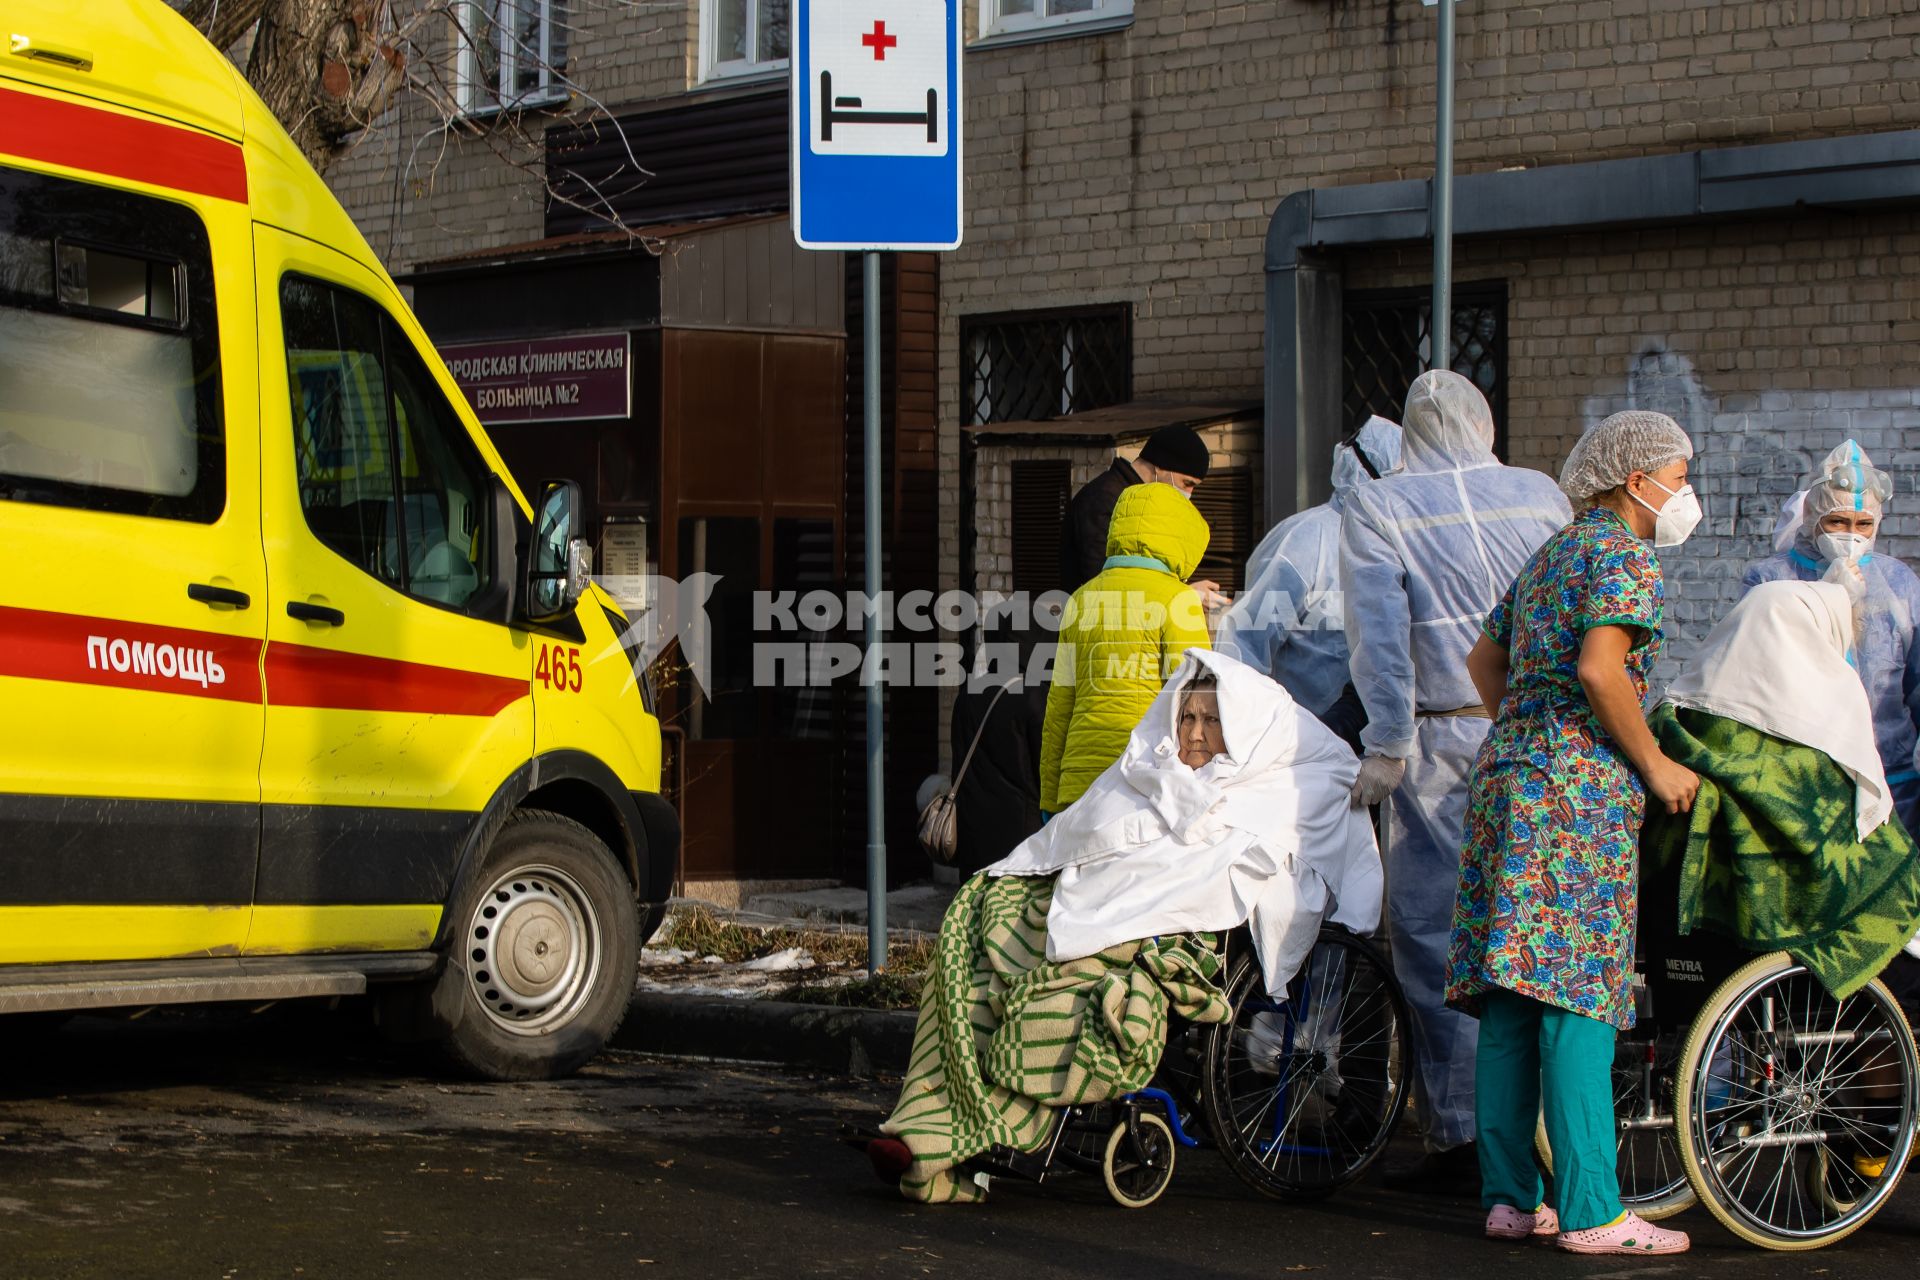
[0,166,224,521]
[282,274,493,611]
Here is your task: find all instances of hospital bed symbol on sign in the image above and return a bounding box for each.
[810,0,950,157]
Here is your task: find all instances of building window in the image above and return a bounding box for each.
[457,1,570,115]
[701,0,790,82]
[1343,282,1508,459]
[978,0,1132,41]
[961,305,1130,426]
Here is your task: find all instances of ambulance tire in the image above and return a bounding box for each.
[431,809,638,1081]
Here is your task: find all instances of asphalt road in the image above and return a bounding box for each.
[3,1007,1918,1279]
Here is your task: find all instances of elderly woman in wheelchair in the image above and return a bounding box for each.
[1568,580,1920,1250]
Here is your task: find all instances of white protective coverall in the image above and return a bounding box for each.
[986,648,1382,997]
[1218,416,1404,717]
[1338,370,1572,1151]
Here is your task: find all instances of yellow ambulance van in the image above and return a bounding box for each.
[0,0,677,1079]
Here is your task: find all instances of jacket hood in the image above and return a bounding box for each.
[1105,482,1211,579]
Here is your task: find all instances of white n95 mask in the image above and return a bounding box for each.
[1816,531,1873,566]
[1633,476,1703,548]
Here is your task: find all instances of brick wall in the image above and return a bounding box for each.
[326,0,700,271]
[936,0,1920,618]
[1346,208,1920,672]
[970,421,1262,599]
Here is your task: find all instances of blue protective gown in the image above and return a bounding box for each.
[1741,550,1920,834]
[1338,376,1572,1151]
[1217,419,1404,718]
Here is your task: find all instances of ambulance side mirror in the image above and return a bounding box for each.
[526,479,591,623]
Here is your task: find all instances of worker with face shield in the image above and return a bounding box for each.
[1218,416,1404,719]
[1741,440,1920,834]
[1339,370,1573,1191]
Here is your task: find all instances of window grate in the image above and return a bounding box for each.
[961,305,1130,426]
[1009,460,1071,597]
[1342,283,1508,458]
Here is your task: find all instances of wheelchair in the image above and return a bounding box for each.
[966,925,1413,1208]
[1537,883,1920,1250]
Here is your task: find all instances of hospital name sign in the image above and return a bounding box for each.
[439,332,632,425]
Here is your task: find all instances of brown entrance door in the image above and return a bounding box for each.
[662,329,845,883]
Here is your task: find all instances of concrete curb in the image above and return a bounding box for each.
[615,992,916,1077]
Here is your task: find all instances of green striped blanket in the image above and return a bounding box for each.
[1642,704,1920,1000]
[880,872,1228,1204]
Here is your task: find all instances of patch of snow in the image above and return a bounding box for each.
[638,947,695,967]
[740,947,815,973]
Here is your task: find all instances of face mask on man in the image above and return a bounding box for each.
[1631,475,1703,548]
[1816,531,1873,566]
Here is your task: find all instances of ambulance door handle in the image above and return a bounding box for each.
[187,583,251,609]
[287,601,346,627]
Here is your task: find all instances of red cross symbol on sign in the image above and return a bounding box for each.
[861,20,898,60]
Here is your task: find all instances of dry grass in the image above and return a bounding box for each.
[660,905,934,976]
[779,971,926,1010]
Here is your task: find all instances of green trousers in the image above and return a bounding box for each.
[1475,986,1624,1232]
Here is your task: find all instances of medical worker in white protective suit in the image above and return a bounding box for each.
[1339,370,1572,1192]
[1219,416,1404,722]
[1743,440,1920,838]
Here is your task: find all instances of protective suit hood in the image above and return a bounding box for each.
[1400,370,1497,474]
[1105,481,1211,580]
[1781,439,1893,562]
[1330,416,1404,513]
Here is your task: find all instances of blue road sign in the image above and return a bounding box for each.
[791,0,963,251]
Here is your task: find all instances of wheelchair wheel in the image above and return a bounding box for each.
[1200,928,1411,1202]
[1102,1113,1176,1209]
[1674,952,1918,1250]
[1535,1024,1694,1220]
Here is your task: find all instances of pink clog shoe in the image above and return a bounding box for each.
[1485,1203,1560,1240]
[1556,1212,1690,1255]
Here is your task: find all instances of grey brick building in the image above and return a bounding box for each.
[327,0,1920,883]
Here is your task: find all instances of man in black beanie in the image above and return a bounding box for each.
[1058,424,1214,594]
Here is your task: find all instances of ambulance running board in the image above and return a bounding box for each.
[0,953,440,1015]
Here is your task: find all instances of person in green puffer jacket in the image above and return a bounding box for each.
[1040,482,1213,815]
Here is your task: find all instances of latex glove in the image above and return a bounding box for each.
[1821,558,1869,645]
[1350,755,1406,809]
[1822,555,1867,605]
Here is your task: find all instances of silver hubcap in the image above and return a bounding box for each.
[466,864,601,1035]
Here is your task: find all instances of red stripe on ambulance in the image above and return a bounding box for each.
[263,645,526,717]
[0,606,525,716]
[0,85,248,204]
[0,605,261,703]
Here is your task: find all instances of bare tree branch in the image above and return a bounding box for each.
[181,0,271,55]
[175,0,682,244]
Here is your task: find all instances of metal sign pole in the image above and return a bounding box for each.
[791,0,959,977]
[1431,0,1456,372]
[864,250,888,975]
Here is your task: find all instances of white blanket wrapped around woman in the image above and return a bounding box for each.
[987,649,1382,996]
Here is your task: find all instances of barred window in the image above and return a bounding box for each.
[961,305,1130,426]
[1343,282,1507,458]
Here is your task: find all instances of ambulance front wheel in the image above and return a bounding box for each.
[431,809,638,1081]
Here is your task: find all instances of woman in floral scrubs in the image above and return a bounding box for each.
[1446,411,1703,1256]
